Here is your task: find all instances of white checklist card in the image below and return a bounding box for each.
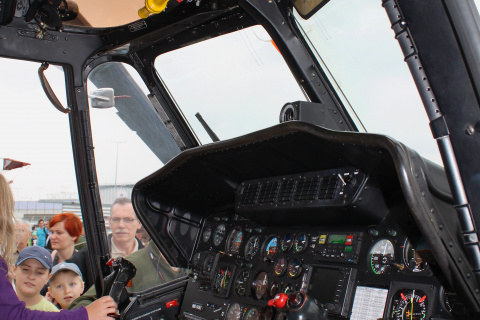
[350,286,389,320]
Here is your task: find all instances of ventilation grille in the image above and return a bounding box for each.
[240,183,260,205]
[236,168,364,212]
[318,175,339,199]
[258,181,280,203]
[278,179,296,202]
[293,177,320,201]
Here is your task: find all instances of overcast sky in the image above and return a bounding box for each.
[2,0,476,201]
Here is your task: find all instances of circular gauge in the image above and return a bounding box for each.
[212,266,233,295]
[279,234,293,252]
[369,239,395,275]
[202,227,212,242]
[234,269,251,296]
[390,289,428,320]
[293,233,308,253]
[245,236,260,261]
[274,312,287,320]
[282,283,294,294]
[274,257,287,277]
[264,236,278,261]
[213,224,226,247]
[441,287,469,316]
[192,252,201,269]
[244,307,260,320]
[441,288,453,314]
[287,258,302,278]
[227,227,244,255]
[202,253,215,276]
[261,306,274,320]
[226,302,243,320]
[252,271,269,299]
[404,239,427,272]
[268,281,279,298]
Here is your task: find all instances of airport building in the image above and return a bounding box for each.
[14,184,134,230]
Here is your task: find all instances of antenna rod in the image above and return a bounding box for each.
[195,112,220,142]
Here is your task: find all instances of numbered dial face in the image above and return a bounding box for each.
[227,227,244,255]
[293,233,308,253]
[279,233,293,252]
[390,290,428,320]
[274,312,287,320]
[252,271,269,299]
[226,302,243,320]
[213,266,233,295]
[282,283,294,294]
[202,253,215,276]
[192,252,202,269]
[202,227,212,242]
[287,258,302,278]
[213,224,226,247]
[234,269,251,296]
[264,236,278,261]
[369,239,395,275]
[245,236,260,261]
[404,239,428,272]
[268,281,280,299]
[244,307,260,320]
[262,307,274,320]
[274,257,287,277]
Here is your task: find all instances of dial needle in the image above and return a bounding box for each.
[410,290,414,320]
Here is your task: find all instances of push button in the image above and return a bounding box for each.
[345,235,353,245]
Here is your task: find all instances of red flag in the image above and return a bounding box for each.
[2,158,31,171]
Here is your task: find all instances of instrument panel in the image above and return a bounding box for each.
[180,213,451,320]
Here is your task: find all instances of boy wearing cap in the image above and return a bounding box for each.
[48,263,85,309]
[13,246,59,312]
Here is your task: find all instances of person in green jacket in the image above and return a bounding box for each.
[68,241,188,310]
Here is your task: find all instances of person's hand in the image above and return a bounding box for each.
[85,296,118,320]
[7,265,14,284]
[44,291,53,302]
[44,291,57,306]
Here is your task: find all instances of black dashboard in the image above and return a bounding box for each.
[178,168,455,320]
[132,122,474,320]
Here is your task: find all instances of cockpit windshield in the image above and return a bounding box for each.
[153,0,442,165]
[154,25,306,144]
[293,0,442,164]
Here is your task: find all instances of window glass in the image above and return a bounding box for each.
[87,62,178,215]
[155,25,306,144]
[293,0,442,164]
[87,62,187,292]
[0,59,77,201]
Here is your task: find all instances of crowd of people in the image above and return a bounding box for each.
[1,168,183,319]
[1,172,118,319]
[11,195,152,296]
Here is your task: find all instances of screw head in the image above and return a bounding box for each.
[466,125,475,135]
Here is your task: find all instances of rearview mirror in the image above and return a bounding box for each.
[292,0,330,19]
[89,88,115,109]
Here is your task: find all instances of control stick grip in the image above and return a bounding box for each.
[287,292,327,320]
[102,257,137,305]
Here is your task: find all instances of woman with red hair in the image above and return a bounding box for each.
[47,213,94,293]
[49,213,83,264]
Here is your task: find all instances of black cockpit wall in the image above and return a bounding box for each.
[131,121,480,312]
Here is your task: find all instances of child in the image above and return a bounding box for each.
[48,263,85,309]
[13,246,58,311]
[1,171,117,319]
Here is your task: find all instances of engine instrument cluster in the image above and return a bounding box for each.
[181,215,445,320]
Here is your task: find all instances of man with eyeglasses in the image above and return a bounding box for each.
[108,198,144,259]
